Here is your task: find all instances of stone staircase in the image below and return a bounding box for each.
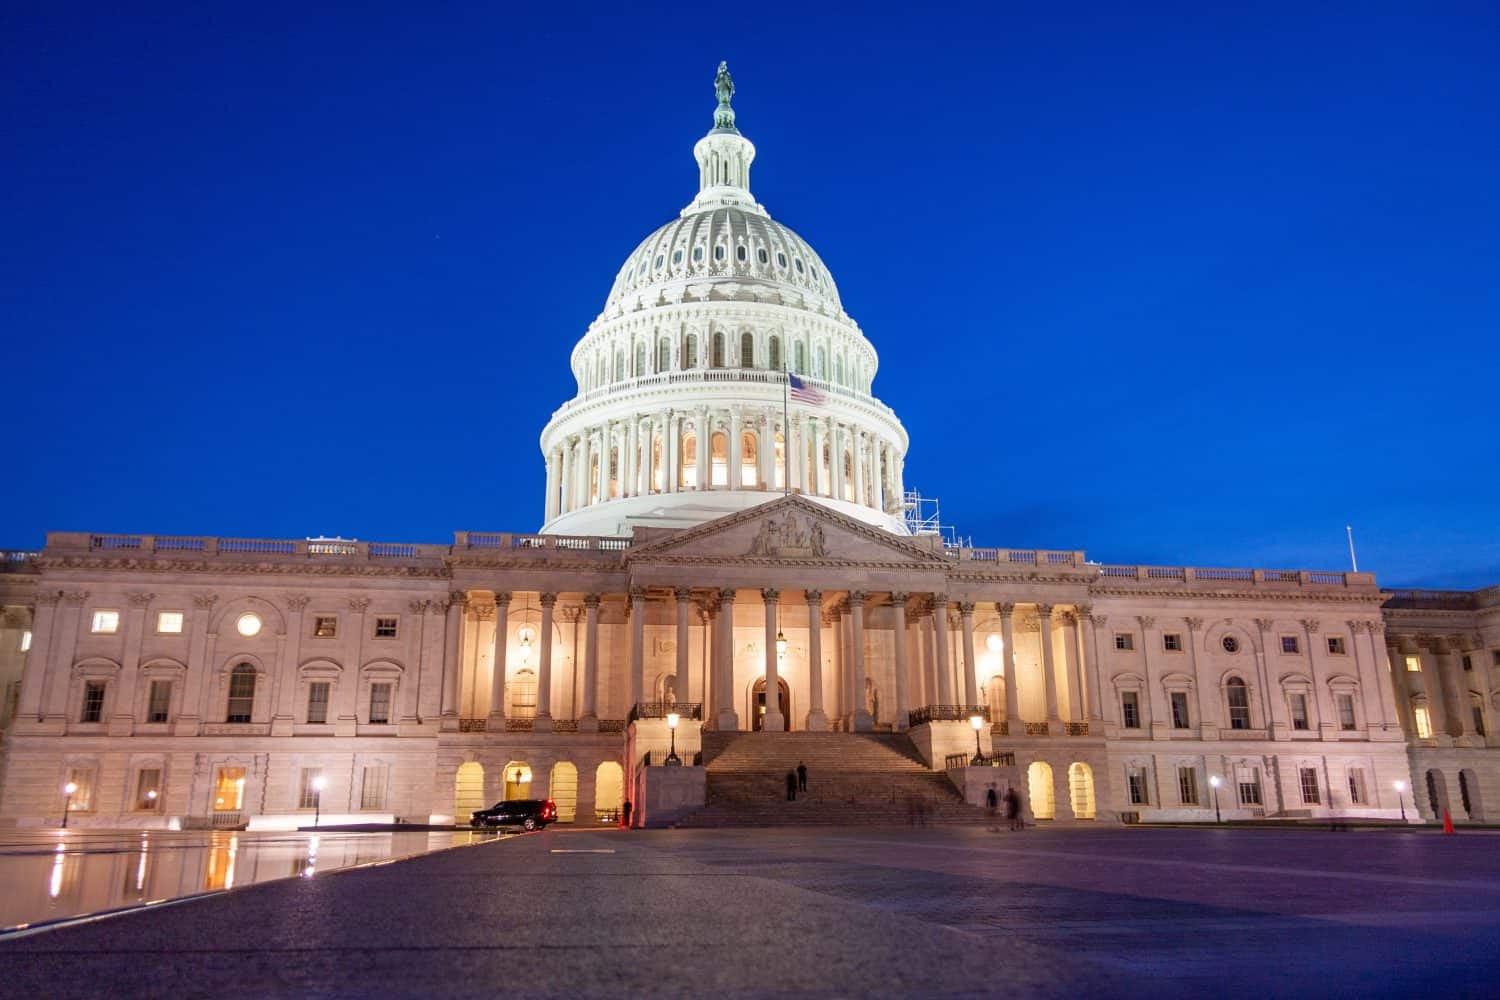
[673,731,990,828]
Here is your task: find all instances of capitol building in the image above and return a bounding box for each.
[1,66,1496,832]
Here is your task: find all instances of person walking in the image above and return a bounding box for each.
[986,785,999,829]
[797,762,808,793]
[1004,787,1022,831]
[785,770,798,802]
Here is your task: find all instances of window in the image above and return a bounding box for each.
[226,664,256,723]
[1177,766,1199,805]
[1299,767,1320,805]
[653,253,663,270]
[20,629,31,652]
[369,683,392,725]
[373,617,398,639]
[1348,769,1367,804]
[313,616,338,638]
[692,246,703,263]
[1121,691,1141,729]
[712,332,725,368]
[777,251,787,268]
[740,332,754,368]
[1226,678,1251,730]
[80,681,106,723]
[1326,636,1347,655]
[511,668,538,718]
[794,257,804,273]
[1221,635,1239,654]
[757,247,768,264]
[1336,693,1357,731]
[672,249,682,265]
[360,765,388,810]
[713,244,725,262]
[1114,633,1134,651]
[1461,654,1472,672]
[236,612,261,637]
[213,766,245,812]
[1493,650,1500,668]
[156,611,184,634]
[1170,692,1190,729]
[657,338,670,371]
[1237,768,1262,806]
[735,244,747,262]
[768,336,781,371]
[1289,693,1310,731]
[684,334,698,368]
[91,610,120,634]
[147,680,172,723]
[1474,703,1487,737]
[1280,635,1300,655]
[307,682,331,724]
[1405,655,1421,672]
[1163,633,1182,652]
[65,767,95,811]
[1413,705,1432,739]
[135,768,162,811]
[298,768,324,809]
[1127,767,1149,805]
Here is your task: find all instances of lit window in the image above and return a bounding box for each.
[1221,635,1239,654]
[1120,691,1141,729]
[1163,633,1182,652]
[1404,655,1421,672]
[1326,636,1346,655]
[1114,633,1134,651]
[1177,766,1199,805]
[91,610,120,634]
[1170,692,1190,729]
[1414,705,1432,739]
[236,613,261,638]
[510,668,538,718]
[307,682,330,724]
[65,768,95,811]
[1289,693,1310,731]
[313,616,337,638]
[213,766,246,812]
[20,630,30,652]
[298,768,324,810]
[1127,767,1148,805]
[156,611,184,634]
[1280,635,1300,654]
[80,681,106,723]
[135,768,162,811]
[1336,693,1357,731]
[374,617,398,639]
[369,682,392,724]
[147,680,172,723]
[1299,767,1321,804]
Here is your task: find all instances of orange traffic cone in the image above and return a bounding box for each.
[1443,809,1455,835]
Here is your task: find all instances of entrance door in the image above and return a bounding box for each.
[751,678,791,731]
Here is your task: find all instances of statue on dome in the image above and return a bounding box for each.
[713,61,737,132]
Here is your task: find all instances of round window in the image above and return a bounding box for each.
[1222,635,1239,654]
[237,613,262,638]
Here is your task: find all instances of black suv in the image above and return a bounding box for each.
[470,799,557,831]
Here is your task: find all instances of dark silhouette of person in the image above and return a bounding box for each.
[621,799,632,829]
[797,762,808,792]
[1004,787,1022,831]
[785,770,798,801]
[986,785,999,821]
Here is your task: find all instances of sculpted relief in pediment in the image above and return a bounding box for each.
[745,513,827,559]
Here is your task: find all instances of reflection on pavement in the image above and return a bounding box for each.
[0,828,504,932]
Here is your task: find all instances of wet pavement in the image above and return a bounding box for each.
[1,825,1497,997]
[0,827,502,932]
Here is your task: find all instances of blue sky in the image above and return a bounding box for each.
[4,3,1497,587]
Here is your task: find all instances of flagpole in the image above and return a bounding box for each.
[782,360,790,497]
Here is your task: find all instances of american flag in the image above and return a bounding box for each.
[788,374,826,405]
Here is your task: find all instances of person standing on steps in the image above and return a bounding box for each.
[785,770,798,802]
[797,761,808,793]
[1004,787,1022,831]
[986,784,999,829]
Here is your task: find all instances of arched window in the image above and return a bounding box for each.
[589,455,600,505]
[550,762,578,823]
[835,354,845,386]
[1226,677,1250,730]
[594,762,624,822]
[613,351,624,382]
[692,246,703,263]
[511,669,538,718]
[794,342,806,374]
[768,336,782,371]
[710,431,729,487]
[657,337,670,372]
[651,435,663,492]
[608,447,620,498]
[1028,761,1055,820]
[634,343,646,377]
[773,432,785,490]
[741,431,758,487]
[680,433,697,489]
[226,664,256,723]
[815,346,826,378]
[1068,763,1096,819]
[712,332,725,368]
[740,332,754,368]
[713,244,725,262]
[684,333,698,369]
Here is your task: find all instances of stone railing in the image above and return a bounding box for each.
[457,532,631,554]
[948,548,1086,567]
[550,369,896,425]
[1064,722,1091,737]
[0,551,38,573]
[907,705,989,727]
[51,533,450,561]
[1023,722,1050,736]
[945,751,1016,769]
[1094,564,1374,589]
[628,702,703,724]
[1384,588,1480,611]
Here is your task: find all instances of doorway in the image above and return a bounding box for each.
[454,762,485,817]
[751,677,791,731]
[504,761,533,800]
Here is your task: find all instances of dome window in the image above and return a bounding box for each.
[736,245,747,262]
[794,257,804,274]
[672,249,683,265]
[654,254,664,270]
[777,251,787,268]
[757,248,768,264]
[714,245,726,262]
[692,246,703,263]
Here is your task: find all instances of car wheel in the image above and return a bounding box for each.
[523,817,538,831]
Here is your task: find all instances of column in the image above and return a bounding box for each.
[1183,615,1205,731]
[916,609,934,707]
[849,592,872,731]
[109,592,152,735]
[999,603,1020,725]
[1253,618,1287,737]
[544,452,559,521]
[580,594,599,726]
[959,601,978,709]
[891,593,910,731]
[1038,604,1060,725]
[759,410,774,489]
[852,432,866,506]
[829,605,845,719]
[761,589,784,731]
[716,589,738,730]
[788,410,802,494]
[1357,620,1393,729]
[571,436,586,509]
[932,595,952,704]
[810,419,824,495]
[274,596,308,730]
[535,593,556,731]
[728,408,742,489]
[1062,611,1083,722]
[629,589,645,711]
[830,422,845,500]
[640,419,654,494]
[805,590,827,730]
[1440,638,1475,739]
[675,588,691,707]
[665,411,679,493]
[695,407,710,489]
[440,591,465,728]
[1080,608,1104,723]
[488,593,511,728]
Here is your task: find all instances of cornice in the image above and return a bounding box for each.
[1089,582,1387,606]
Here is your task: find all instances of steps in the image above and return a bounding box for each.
[675,732,990,828]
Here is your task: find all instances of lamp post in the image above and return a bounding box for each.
[146,789,158,811]
[969,714,984,765]
[775,629,787,659]
[60,781,77,829]
[312,775,327,828]
[665,711,681,766]
[1209,775,1222,824]
[1394,779,1406,823]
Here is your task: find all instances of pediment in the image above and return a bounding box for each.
[625,495,949,567]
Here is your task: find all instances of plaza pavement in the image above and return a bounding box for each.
[1,824,1497,998]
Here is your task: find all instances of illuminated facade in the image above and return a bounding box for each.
[0,67,1496,831]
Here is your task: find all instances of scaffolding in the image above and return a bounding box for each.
[901,489,967,549]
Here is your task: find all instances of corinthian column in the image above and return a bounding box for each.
[932,594,952,704]
[629,589,645,710]
[1037,604,1060,727]
[999,603,1020,725]
[534,593,556,732]
[959,601,978,709]
[675,588,692,706]
[761,588,784,731]
[850,592,872,731]
[580,594,600,730]
[717,589,739,731]
[891,593,910,731]
[488,593,510,730]
[805,590,827,730]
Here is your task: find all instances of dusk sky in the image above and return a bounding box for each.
[5,4,1497,587]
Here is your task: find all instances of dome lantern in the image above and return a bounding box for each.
[686,61,762,217]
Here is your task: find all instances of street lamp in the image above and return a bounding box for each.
[1209,775,1222,823]
[145,789,158,811]
[665,711,681,766]
[969,714,984,765]
[312,775,327,828]
[60,781,77,829]
[1394,779,1406,823]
